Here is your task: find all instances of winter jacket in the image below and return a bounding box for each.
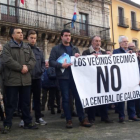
[3,40,36,86]
[49,43,79,79]
[113,47,126,54]
[30,44,45,79]
[0,54,3,94]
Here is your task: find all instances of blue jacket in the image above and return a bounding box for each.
[41,68,58,89]
[113,47,126,54]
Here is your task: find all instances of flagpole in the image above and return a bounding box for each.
[64,0,78,29]
[71,0,77,28]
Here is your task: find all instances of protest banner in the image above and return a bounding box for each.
[71,53,140,108]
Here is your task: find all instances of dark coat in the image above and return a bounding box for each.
[0,54,3,94]
[0,54,3,74]
[41,68,58,89]
[113,47,126,54]
[49,43,79,79]
[137,58,140,74]
[3,40,36,86]
[30,45,45,79]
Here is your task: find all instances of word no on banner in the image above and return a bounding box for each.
[71,53,140,108]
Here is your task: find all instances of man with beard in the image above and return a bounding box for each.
[49,29,91,128]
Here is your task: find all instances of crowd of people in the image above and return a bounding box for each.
[0,27,140,134]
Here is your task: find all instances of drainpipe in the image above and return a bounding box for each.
[111,0,115,49]
[54,0,57,29]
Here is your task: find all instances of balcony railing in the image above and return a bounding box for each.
[118,16,129,28]
[0,3,110,40]
[131,20,140,31]
[86,0,111,4]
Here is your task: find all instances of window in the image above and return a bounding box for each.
[118,7,124,25]
[1,0,17,22]
[9,0,16,16]
[133,40,138,48]
[131,11,136,29]
[1,0,8,14]
[79,13,88,36]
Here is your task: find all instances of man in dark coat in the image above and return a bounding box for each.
[0,44,3,95]
[0,44,4,121]
[113,36,139,123]
[2,27,37,134]
[49,29,91,128]
[128,42,140,118]
[137,50,140,118]
[27,30,47,125]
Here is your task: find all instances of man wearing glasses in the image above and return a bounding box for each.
[113,36,139,123]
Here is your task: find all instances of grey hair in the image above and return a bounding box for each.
[118,36,128,43]
[91,35,101,42]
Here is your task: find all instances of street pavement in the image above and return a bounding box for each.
[0,109,140,140]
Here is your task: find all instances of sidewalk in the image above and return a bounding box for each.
[0,109,139,140]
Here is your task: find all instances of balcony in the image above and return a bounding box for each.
[0,3,110,41]
[85,0,111,4]
[131,20,140,31]
[118,16,129,28]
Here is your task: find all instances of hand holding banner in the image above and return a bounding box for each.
[71,53,140,108]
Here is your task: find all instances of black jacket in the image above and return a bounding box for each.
[30,44,45,79]
[113,47,126,54]
[0,54,3,94]
[138,58,140,74]
[49,43,79,79]
[0,54,3,74]
[41,68,59,89]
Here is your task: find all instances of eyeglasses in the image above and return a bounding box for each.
[122,41,128,43]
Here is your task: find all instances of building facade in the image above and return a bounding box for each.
[0,0,111,58]
[110,0,140,49]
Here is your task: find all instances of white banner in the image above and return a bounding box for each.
[71,53,140,108]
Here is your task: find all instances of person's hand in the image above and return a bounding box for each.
[45,61,49,68]
[136,52,138,57]
[128,50,133,54]
[21,65,28,74]
[62,59,72,68]
[75,53,81,58]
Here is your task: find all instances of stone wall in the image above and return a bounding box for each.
[0,0,111,57]
[21,0,110,28]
